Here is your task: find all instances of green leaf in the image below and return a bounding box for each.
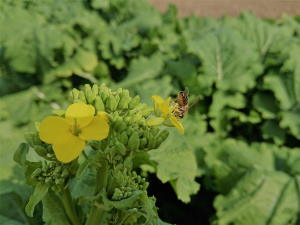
[186,26,261,92]
[0,215,24,225]
[215,170,298,225]
[149,130,200,203]
[280,105,300,139]
[0,120,26,180]
[13,143,29,167]
[91,0,109,9]
[264,73,298,111]
[199,136,300,224]
[135,76,173,105]
[0,192,28,225]
[252,92,279,119]
[70,167,96,199]
[261,120,286,144]
[226,12,293,59]
[42,192,71,225]
[25,183,49,217]
[118,54,164,88]
[207,91,248,135]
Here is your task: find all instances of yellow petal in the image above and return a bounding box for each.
[39,116,71,144]
[65,103,95,128]
[152,95,171,115]
[97,111,109,123]
[169,116,184,134]
[152,95,165,105]
[160,97,171,115]
[52,135,86,163]
[79,113,110,140]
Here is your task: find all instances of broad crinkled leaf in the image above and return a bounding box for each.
[209,91,246,135]
[186,26,261,92]
[119,54,164,88]
[199,136,300,224]
[0,120,26,180]
[135,76,173,105]
[261,120,286,144]
[0,192,28,225]
[0,215,24,225]
[252,92,279,119]
[226,13,294,59]
[263,45,300,139]
[215,170,299,225]
[149,123,203,203]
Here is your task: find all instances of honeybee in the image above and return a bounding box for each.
[173,88,189,119]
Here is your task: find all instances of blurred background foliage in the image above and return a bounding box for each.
[2,0,300,224]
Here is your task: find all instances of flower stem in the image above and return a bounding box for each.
[85,159,108,225]
[61,188,81,225]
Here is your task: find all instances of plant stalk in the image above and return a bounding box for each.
[85,159,108,225]
[61,188,81,225]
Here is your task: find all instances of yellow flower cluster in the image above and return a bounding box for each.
[39,103,109,163]
[151,95,184,134]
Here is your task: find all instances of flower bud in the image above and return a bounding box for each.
[118,90,131,109]
[45,177,52,184]
[79,92,87,103]
[146,133,155,149]
[113,119,126,132]
[112,188,123,200]
[71,88,80,102]
[119,132,128,145]
[116,88,123,95]
[128,132,140,151]
[106,95,117,111]
[92,84,99,96]
[100,85,110,102]
[128,96,140,109]
[139,137,147,149]
[31,168,42,179]
[136,104,153,117]
[95,96,105,111]
[115,142,127,155]
[84,84,96,104]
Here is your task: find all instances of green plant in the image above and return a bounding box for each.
[14,84,173,225]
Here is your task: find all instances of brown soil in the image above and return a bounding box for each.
[149,0,300,18]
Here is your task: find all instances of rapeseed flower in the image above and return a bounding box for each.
[39,103,109,163]
[151,95,184,133]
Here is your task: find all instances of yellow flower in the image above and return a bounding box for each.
[39,103,109,163]
[151,95,184,134]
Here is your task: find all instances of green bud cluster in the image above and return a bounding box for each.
[25,132,56,161]
[30,161,70,191]
[71,84,141,113]
[73,84,169,160]
[110,169,148,201]
[115,126,169,152]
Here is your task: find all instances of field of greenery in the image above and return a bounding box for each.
[2,0,300,225]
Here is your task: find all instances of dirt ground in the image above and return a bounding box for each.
[149,0,300,18]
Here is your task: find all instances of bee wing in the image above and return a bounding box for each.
[184,87,189,95]
[188,96,201,109]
